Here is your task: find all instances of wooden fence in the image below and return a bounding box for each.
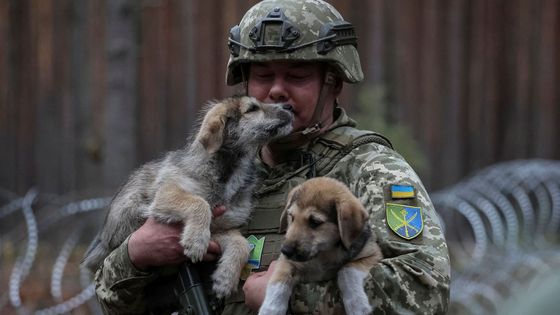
[1,0,558,194]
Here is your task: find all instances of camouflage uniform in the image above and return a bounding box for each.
[95,0,450,313]
[94,108,450,314]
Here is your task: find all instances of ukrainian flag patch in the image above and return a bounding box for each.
[390,184,415,199]
[386,203,423,240]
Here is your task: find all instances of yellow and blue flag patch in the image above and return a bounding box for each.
[386,203,423,240]
[390,184,415,199]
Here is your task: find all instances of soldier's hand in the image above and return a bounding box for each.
[128,206,226,270]
[243,260,277,311]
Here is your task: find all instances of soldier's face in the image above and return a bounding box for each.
[247,61,337,132]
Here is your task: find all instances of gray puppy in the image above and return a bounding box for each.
[83,96,293,298]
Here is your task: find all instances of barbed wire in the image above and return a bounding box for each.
[1,159,559,314]
[432,159,560,314]
[8,189,39,309]
[0,191,109,315]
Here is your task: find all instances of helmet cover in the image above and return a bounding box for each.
[226,0,364,85]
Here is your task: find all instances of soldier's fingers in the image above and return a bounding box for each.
[203,253,217,261]
[206,240,222,255]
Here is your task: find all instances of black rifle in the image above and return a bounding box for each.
[175,262,214,315]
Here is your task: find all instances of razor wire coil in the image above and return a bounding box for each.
[1,159,559,314]
[433,159,560,314]
[1,190,108,315]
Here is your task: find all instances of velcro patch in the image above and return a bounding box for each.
[390,184,415,199]
[386,203,423,240]
[240,235,265,280]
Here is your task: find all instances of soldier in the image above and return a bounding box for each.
[94,0,450,314]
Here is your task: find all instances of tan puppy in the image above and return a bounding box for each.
[259,177,383,315]
[83,96,293,298]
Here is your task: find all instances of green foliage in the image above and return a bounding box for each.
[351,85,428,175]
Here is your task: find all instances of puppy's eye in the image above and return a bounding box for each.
[308,216,323,229]
[245,103,260,113]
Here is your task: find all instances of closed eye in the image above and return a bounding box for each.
[245,103,260,113]
[308,216,323,229]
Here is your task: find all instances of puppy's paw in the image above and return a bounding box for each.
[211,268,239,299]
[257,282,291,315]
[180,229,210,263]
[344,298,373,315]
[258,303,287,315]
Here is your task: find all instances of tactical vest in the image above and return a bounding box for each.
[242,125,392,270]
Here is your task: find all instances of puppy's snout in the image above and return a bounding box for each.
[281,243,296,259]
[281,103,294,113]
[281,242,310,262]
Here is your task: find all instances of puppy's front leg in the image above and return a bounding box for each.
[149,182,211,262]
[337,257,378,315]
[258,258,297,315]
[211,230,250,298]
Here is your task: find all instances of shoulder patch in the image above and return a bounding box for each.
[386,203,423,240]
[241,235,265,280]
[390,184,415,199]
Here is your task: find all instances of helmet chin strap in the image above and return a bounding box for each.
[266,70,337,151]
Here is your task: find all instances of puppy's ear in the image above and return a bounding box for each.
[195,105,228,154]
[336,196,368,249]
[279,185,302,232]
[279,207,289,233]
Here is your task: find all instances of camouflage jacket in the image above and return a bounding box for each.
[94,108,450,314]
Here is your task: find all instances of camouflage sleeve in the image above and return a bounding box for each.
[94,236,157,314]
[290,143,450,314]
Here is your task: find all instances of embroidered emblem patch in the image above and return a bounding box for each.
[386,203,423,240]
[240,235,265,280]
[390,184,415,199]
[246,235,265,269]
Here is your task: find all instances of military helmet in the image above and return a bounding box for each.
[226,0,364,85]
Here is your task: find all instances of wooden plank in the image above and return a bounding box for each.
[0,0,16,192]
[70,0,94,193]
[68,0,95,193]
[3,0,560,195]
[104,0,139,190]
[442,0,469,187]
[34,0,57,192]
[193,1,215,107]
[480,0,502,166]
[221,0,246,99]
[182,0,200,137]
[503,0,533,159]
[534,0,558,158]
[81,0,106,193]
[557,0,560,157]
[209,0,225,101]
[166,0,196,150]
[55,0,76,193]
[394,0,422,128]
[418,0,440,189]
[466,0,487,171]
[217,0,237,98]
[16,0,37,193]
[138,1,166,161]
[368,0,386,85]
[30,0,79,194]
